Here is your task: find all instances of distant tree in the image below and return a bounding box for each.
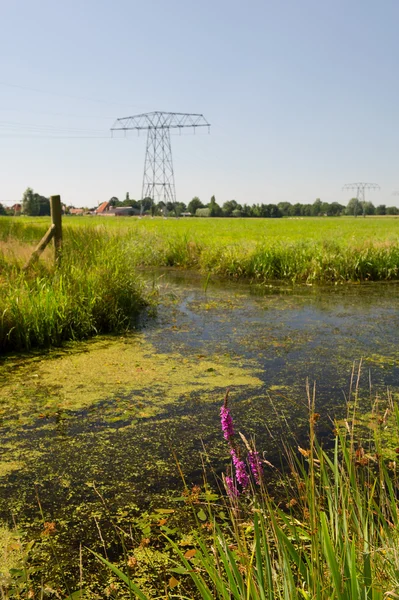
[21,188,50,216]
[240,204,251,217]
[0,203,6,216]
[140,197,154,214]
[156,201,166,215]
[222,200,241,217]
[258,204,270,218]
[174,202,187,216]
[361,201,375,216]
[346,197,362,216]
[36,194,50,216]
[187,197,204,215]
[277,202,292,217]
[268,204,282,218]
[109,196,120,207]
[22,188,39,216]
[320,202,331,215]
[376,204,386,215]
[208,195,222,217]
[127,199,141,209]
[311,198,322,216]
[386,206,399,215]
[329,202,345,216]
[289,203,302,217]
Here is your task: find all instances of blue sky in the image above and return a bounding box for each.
[1,0,398,208]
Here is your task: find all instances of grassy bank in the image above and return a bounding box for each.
[0,226,151,353]
[2,216,399,285]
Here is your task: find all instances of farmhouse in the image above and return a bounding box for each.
[95,201,139,216]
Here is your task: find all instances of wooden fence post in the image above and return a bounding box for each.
[23,195,63,270]
[50,195,62,266]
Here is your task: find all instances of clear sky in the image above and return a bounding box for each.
[1,0,399,209]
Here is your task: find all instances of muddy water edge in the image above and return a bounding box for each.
[1,271,399,595]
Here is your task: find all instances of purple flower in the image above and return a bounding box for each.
[248,450,263,485]
[225,476,239,498]
[220,405,234,441]
[230,448,249,489]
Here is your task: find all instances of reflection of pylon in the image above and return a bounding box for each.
[111,111,210,204]
[342,182,380,216]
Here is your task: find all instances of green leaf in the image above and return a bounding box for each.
[197,508,207,521]
[170,566,189,575]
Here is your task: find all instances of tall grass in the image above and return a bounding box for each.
[97,383,399,599]
[0,226,151,353]
[1,217,399,284]
[173,390,399,599]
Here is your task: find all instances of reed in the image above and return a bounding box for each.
[0,229,150,353]
[98,385,399,599]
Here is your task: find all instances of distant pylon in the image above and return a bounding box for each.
[342,182,380,216]
[111,111,210,206]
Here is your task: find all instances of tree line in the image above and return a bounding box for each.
[2,189,399,217]
[109,194,399,217]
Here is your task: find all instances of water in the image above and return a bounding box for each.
[1,272,399,590]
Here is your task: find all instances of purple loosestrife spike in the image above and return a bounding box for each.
[248,450,263,485]
[230,448,249,489]
[220,405,234,441]
[225,476,239,498]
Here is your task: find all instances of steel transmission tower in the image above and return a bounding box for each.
[111,111,210,206]
[342,182,380,216]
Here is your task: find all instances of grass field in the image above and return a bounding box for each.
[3,214,398,245]
[4,214,398,280]
[0,214,398,352]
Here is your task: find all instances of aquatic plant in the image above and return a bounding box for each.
[172,390,399,599]
[220,397,234,441]
[97,386,399,599]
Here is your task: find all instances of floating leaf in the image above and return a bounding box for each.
[160,525,178,535]
[169,576,179,588]
[170,566,188,575]
[197,508,207,522]
[184,549,197,559]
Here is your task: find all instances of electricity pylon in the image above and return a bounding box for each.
[111,111,210,206]
[342,182,380,216]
